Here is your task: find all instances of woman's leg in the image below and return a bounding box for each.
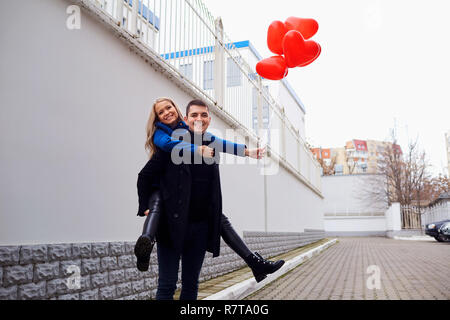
[220,214,252,259]
[155,242,181,300]
[135,191,162,272]
[220,214,285,283]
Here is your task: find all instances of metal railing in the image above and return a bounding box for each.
[421,201,450,227]
[86,0,322,192]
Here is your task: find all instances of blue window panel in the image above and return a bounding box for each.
[126,0,160,30]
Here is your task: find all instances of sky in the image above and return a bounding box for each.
[204,0,450,176]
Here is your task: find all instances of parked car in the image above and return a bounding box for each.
[425,219,450,242]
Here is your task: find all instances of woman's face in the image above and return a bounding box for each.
[154,100,178,126]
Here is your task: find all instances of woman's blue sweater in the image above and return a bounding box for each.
[153,121,246,157]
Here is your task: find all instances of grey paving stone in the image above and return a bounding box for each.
[0,285,18,300]
[143,277,157,291]
[58,293,80,300]
[34,261,60,281]
[124,267,140,281]
[124,242,135,255]
[99,285,117,300]
[116,282,133,297]
[118,255,134,268]
[138,290,152,300]
[3,264,33,286]
[18,281,47,300]
[108,270,125,284]
[0,246,20,266]
[72,243,92,259]
[118,294,139,300]
[131,279,145,293]
[149,252,157,264]
[80,289,99,300]
[92,243,109,258]
[46,278,63,297]
[110,243,125,256]
[19,245,48,264]
[81,258,100,275]
[100,256,119,272]
[80,275,91,291]
[48,244,72,261]
[91,272,109,288]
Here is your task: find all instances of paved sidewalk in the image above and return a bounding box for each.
[174,238,332,300]
[246,237,450,300]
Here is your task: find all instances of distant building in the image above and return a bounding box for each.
[311,148,331,164]
[367,140,391,174]
[345,139,368,174]
[312,139,402,176]
[331,147,347,175]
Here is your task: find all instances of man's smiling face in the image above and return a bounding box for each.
[184,105,211,133]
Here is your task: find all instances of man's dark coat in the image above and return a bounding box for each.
[137,147,223,257]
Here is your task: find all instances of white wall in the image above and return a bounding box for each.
[324,216,387,233]
[266,166,324,232]
[385,203,401,231]
[322,174,387,215]
[276,82,305,136]
[0,0,323,245]
[322,174,389,235]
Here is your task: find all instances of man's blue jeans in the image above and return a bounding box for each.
[155,220,208,300]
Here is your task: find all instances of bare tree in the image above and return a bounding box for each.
[362,129,430,208]
[421,174,450,204]
[347,158,358,175]
[317,155,337,176]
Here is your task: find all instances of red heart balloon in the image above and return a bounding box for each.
[297,42,321,67]
[267,20,288,55]
[256,56,289,80]
[282,30,306,68]
[285,16,319,40]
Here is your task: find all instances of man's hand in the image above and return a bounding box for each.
[245,147,266,159]
[144,209,149,216]
[198,145,214,158]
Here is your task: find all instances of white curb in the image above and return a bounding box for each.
[393,236,435,241]
[203,238,338,300]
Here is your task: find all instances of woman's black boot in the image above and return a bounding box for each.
[220,214,285,282]
[135,190,162,272]
[244,252,285,283]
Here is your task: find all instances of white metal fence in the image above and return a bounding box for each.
[421,201,450,227]
[86,0,322,192]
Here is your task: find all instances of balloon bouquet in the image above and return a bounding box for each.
[256,17,321,80]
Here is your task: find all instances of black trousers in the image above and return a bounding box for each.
[155,220,208,300]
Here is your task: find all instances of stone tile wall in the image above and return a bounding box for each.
[0,230,324,300]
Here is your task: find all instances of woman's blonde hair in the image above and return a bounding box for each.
[145,97,184,158]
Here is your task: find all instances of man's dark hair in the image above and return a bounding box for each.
[186,99,209,116]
